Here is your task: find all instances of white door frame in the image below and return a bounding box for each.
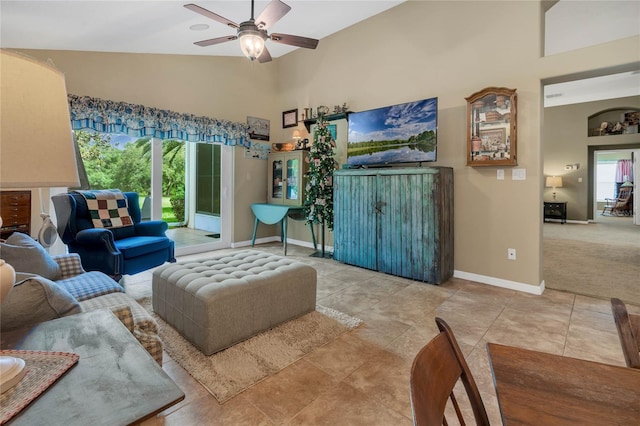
[633,149,640,225]
[173,142,233,256]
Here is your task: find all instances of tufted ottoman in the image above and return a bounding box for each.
[151,250,317,355]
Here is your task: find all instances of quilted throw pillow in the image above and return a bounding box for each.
[75,189,133,228]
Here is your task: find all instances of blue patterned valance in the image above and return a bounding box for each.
[68,94,250,147]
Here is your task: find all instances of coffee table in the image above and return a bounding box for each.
[1,309,184,425]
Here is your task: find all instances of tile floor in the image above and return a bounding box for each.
[134,243,635,425]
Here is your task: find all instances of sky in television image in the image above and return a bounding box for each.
[347,97,437,166]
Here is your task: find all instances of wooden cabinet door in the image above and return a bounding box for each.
[376,172,439,281]
[333,172,377,270]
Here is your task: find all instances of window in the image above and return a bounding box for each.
[596,161,617,201]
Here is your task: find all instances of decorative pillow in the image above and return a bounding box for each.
[0,273,82,331]
[74,189,133,229]
[0,232,61,280]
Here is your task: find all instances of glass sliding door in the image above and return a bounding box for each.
[194,143,222,236]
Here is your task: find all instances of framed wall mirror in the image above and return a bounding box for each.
[466,87,517,166]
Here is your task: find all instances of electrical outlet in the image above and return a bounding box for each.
[507,248,516,260]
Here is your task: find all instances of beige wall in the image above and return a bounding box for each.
[544,96,640,221]
[17,49,279,243]
[276,0,638,291]
[12,0,640,292]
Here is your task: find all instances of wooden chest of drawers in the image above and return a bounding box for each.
[0,190,31,239]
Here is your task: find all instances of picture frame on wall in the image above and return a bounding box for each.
[247,116,270,141]
[466,87,517,166]
[282,109,298,128]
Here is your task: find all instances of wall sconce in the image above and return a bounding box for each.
[545,176,563,200]
[564,163,580,171]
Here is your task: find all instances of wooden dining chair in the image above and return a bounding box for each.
[611,298,640,368]
[410,317,490,426]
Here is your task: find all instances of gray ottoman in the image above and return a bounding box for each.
[152,250,317,355]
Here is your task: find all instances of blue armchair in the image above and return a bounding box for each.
[52,191,175,279]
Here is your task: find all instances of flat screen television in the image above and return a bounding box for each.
[347,97,437,167]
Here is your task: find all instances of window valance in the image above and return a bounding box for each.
[68,94,250,146]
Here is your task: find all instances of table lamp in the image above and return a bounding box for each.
[545,176,563,201]
[0,49,80,392]
[0,216,26,393]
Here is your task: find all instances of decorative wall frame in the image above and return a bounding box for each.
[282,109,298,128]
[247,116,270,141]
[466,87,517,166]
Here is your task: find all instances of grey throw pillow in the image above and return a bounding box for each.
[0,273,82,331]
[0,232,61,280]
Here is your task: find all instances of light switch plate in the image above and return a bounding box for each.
[512,169,526,180]
[497,169,504,180]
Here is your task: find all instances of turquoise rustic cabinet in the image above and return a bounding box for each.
[333,167,453,284]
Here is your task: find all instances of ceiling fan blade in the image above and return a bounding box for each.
[184,3,239,29]
[257,47,272,63]
[194,35,237,47]
[270,33,319,49]
[255,0,291,30]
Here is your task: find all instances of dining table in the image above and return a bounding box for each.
[487,342,640,425]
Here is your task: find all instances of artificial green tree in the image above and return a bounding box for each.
[304,117,338,256]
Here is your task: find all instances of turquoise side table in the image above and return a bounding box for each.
[250,203,316,255]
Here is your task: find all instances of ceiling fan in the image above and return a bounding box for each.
[184,0,319,63]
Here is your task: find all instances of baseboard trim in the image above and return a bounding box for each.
[232,236,280,248]
[232,240,546,295]
[454,270,545,295]
[233,237,327,252]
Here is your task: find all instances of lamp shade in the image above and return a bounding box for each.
[0,50,79,188]
[545,176,563,188]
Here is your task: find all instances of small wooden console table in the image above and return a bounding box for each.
[251,203,316,255]
[1,309,185,425]
[543,201,567,224]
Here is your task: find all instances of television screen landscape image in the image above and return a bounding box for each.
[347,97,437,166]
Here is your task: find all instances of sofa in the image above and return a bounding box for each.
[0,232,162,365]
[52,190,175,280]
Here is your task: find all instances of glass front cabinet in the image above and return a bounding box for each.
[267,150,308,206]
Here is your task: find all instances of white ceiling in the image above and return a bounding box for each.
[544,71,640,108]
[0,1,405,59]
[1,0,638,106]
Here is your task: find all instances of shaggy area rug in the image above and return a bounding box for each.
[139,298,362,403]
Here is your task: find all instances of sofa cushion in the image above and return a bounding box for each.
[0,232,61,280]
[115,235,173,259]
[57,271,124,302]
[0,273,82,331]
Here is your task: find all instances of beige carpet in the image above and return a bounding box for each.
[544,239,640,305]
[139,298,362,403]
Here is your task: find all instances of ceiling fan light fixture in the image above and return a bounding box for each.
[238,26,266,61]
